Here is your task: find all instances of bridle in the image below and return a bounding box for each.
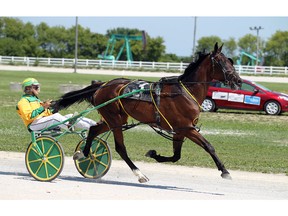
[210,52,236,86]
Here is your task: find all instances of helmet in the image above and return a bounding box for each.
[22,78,40,91]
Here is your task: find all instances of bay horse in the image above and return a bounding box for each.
[52,43,242,183]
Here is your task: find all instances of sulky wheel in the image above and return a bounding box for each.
[25,136,64,182]
[74,137,112,179]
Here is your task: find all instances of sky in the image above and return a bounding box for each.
[17,16,288,56]
[2,0,288,56]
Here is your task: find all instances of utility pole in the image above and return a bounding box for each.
[74,16,78,73]
[249,26,264,66]
[192,16,197,60]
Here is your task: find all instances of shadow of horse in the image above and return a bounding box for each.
[0,170,224,197]
[60,175,224,197]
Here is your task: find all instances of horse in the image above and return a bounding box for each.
[52,42,242,183]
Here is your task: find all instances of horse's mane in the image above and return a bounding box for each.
[179,52,209,81]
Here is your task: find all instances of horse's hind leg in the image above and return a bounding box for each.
[146,134,184,163]
[185,129,232,179]
[112,127,149,183]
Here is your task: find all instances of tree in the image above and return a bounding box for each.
[238,34,265,65]
[238,34,258,54]
[222,37,237,59]
[142,36,166,62]
[0,37,25,56]
[196,36,222,54]
[0,17,38,56]
[264,31,288,66]
[102,28,147,61]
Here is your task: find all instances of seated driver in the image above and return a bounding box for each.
[16,77,96,131]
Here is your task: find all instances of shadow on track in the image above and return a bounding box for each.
[59,175,224,197]
[0,170,224,197]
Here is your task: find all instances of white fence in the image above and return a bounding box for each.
[0,55,287,76]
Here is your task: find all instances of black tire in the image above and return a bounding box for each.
[264,100,281,115]
[202,98,216,112]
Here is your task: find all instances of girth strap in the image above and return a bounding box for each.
[150,83,174,131]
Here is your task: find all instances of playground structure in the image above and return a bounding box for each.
[98,31,146,61]
[237,51,262,66]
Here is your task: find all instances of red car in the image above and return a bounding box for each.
[202,79,288,115]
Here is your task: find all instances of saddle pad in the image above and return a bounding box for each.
[122,81,152,102]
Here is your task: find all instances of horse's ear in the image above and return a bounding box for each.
[214,42,223,54]
[214,42,218,53]
[219,43,224,52]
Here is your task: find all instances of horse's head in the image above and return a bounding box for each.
[210,43,242,90]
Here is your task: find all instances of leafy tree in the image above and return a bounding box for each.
[102,28,147,61]
[0,17,25,40]
[264,31,288,66]
[160,53,181,62]
[237,34,265,65]
[142,36,165,62]
[0,17,288,66]
[0,37,25,56]
[46,26,68,58]
[36,22,51,57]
[196,36,222,54]
[222,37,237,59]
[238,34,258,54]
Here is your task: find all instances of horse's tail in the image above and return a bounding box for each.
[51,81,105,112]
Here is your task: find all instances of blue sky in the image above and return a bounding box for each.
[17,16,287,56]
[3,0,287,56]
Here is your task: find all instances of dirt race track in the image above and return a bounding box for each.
[1,151,288,200]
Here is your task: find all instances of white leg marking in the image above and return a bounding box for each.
[133,169,149,183]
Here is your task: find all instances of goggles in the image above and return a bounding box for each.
[32,85,40,90]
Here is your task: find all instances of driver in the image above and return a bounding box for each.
[16,78,96,131]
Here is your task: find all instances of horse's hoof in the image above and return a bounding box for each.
[138,175,149,183]
[133,169,149,183]
[73,150,85,160]
[145,150,157,158]
[221,172,232,180]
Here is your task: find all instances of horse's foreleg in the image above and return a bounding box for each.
[185,129,232,180]
[146,134,184,163]
[113,128,149,183]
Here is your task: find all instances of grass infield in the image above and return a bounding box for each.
[1,70,287,175]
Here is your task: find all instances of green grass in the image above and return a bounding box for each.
[1,70,288,175]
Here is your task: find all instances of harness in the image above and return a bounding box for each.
[117,78,202,133]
